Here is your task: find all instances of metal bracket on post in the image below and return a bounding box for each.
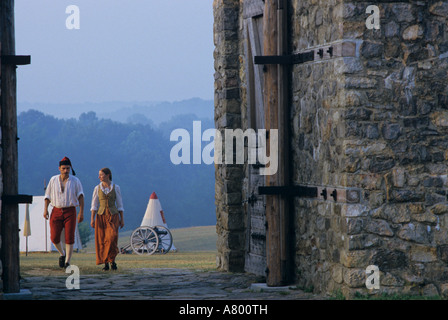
[259,185,362,203]
[2,194,33,204]
[254,51,314,65]
[255,43,352,66]
[258,185,318,198]
[1,55,31,66]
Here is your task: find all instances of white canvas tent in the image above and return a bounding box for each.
[141,192,176,251]
[18,196,83,253]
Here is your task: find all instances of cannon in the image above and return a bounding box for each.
[128,225,173,255]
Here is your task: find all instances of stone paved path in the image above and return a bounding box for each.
[17,268,327,300]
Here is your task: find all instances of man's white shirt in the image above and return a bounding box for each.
[45,175,84,208]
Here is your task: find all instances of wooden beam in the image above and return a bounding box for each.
[0,0,21,293]
[263,0,281,287]
[263,0,293,287]
[277,0,293,285]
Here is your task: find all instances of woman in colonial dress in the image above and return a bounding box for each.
[90,168,124,270]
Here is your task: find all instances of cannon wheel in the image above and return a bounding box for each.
[154,225,173,254]
[130,226,159,255]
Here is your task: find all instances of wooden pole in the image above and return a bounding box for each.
[263,0,280,286]
[263,0,292,287]
[0,0,20,293]
[277,0,293,285]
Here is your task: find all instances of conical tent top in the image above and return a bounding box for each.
[141,192,165,227]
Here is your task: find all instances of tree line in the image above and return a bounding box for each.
[18,109,216,242]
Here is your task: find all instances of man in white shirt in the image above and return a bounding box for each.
[43,156,84,268]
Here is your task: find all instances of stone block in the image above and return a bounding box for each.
[372,249,408,272]
[380,272,404,287]
[345,76,378,89]
[361,41,384,59]
[441,283,448,298]
[429,1,448,17]
[437,245,448,262]
[397,223,430,244]
[410,245,438,263]
[343,268,365,288]
[343,217,363,235]
[335,57,363,74]
[364,219,394,237]
[402,25,423,41]
[422,283,439,297]
[430,203,448,215]
[331,265,344,284]
[347,234,381,250]
[391,3,415,22]
[341,204,369,217]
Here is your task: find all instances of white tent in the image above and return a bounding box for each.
[18,196,83,252]
[141,192,176,251]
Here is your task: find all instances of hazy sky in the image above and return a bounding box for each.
[15,0,214,104]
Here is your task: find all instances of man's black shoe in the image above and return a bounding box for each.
[59,255,66,268]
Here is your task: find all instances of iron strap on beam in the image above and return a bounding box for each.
[2,194,33,204]
[254,51,314,65]
[258,185,318,198]
[258,185,364,203]
[1,55,31,66]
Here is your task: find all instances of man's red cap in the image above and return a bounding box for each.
[59,156,76,175]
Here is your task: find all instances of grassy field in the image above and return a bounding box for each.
[20,225,218,276]
[114,225,218,252]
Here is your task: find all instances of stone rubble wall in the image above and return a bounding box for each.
[214,0,448,298]
[291,0,448,297]
[291,0,349,296]
[214,0,246,272]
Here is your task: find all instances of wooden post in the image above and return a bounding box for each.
[277,0,293,285]
[263,0,291,286]
[0,0,20,293]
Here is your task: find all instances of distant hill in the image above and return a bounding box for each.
[18,98,213,127]
[99,98,214,127]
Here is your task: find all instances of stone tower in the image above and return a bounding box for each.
[214,0,448,297]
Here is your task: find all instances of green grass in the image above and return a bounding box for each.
[352,292,443,300]
[20,251,217,276]
[330,289,444,300]
[20,225,218,277]
[83,225,217,252]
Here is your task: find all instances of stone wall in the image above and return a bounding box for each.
[290,0,351,295]
[214,0,448,298]
[213,0,246,272]
[291,0,448,297]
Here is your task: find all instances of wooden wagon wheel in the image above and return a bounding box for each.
[154,225,173,254]
[130,226,159,255]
